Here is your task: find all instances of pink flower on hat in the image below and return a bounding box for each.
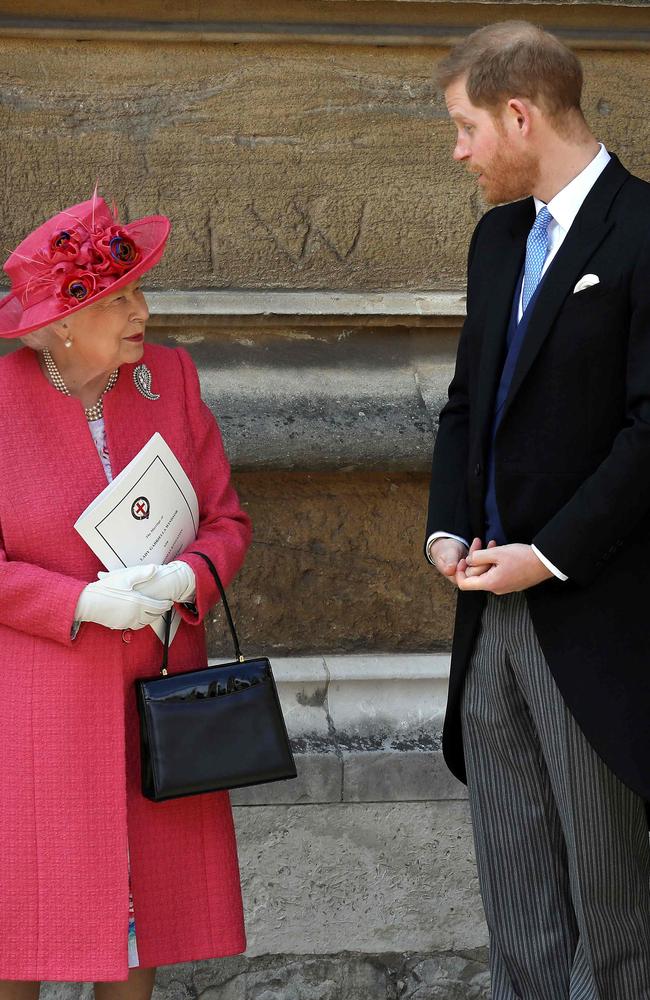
[90,226,141,274]
[54,267,109,305]
[48,230,82,263]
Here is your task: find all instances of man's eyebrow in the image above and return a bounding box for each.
[448,110,473,123]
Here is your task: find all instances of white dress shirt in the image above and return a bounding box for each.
[427,144,611,579]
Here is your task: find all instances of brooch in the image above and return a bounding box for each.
[133,364,160,401]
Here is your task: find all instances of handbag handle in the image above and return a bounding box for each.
[160,551,244,675]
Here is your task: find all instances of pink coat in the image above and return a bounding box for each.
[0,344,252,981]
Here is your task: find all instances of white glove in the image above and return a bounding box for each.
[76,565,173,630]
[128,560,196,604]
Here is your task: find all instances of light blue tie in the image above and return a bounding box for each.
[521,206,553,313]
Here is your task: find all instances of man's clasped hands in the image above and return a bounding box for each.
[430,537,553,594]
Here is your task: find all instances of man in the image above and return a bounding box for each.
[426,21,650,999]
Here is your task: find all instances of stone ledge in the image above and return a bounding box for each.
[212,653,451,739]
[145,289,468,325]
[149,325,455,472]
[3,13,649,51]
[209,654,469,805]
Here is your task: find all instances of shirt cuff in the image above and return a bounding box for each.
[426,532,470,565]
[531,544,568,582]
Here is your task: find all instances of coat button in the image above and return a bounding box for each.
[122,629,132,643]
[474,463,482,476]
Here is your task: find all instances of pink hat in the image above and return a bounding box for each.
[0,192,170,339]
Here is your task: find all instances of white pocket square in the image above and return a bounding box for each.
[573,274,600,294]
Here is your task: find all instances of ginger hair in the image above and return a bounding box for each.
[437,21,585,132]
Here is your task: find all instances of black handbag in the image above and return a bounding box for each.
[136,551,297,802]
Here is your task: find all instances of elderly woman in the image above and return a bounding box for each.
[0,195,251,998]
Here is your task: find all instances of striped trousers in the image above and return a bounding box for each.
[461,592,650,999]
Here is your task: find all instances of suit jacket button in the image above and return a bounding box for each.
[122,629,132,643]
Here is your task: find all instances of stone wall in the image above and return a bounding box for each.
[1,13,649,299]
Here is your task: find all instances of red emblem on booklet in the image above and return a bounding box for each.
[131,497,150,520]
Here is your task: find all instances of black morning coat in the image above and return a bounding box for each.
[425,154,650,801]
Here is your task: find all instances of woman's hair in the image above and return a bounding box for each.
[20,325,56,350]
[436,21,584,126]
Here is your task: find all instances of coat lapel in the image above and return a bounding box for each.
[499,154,629,424]
[473,199,532,446]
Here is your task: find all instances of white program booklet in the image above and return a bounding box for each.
[75,432,199,643]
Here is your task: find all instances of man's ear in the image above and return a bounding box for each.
[506,97,534,137]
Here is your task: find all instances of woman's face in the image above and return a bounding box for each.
[56,280,149,374]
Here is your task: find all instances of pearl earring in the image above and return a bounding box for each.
[64,337,73,348]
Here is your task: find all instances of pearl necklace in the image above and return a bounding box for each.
[43,349,119,422]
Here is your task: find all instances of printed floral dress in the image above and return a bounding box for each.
[89,417,139,969]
